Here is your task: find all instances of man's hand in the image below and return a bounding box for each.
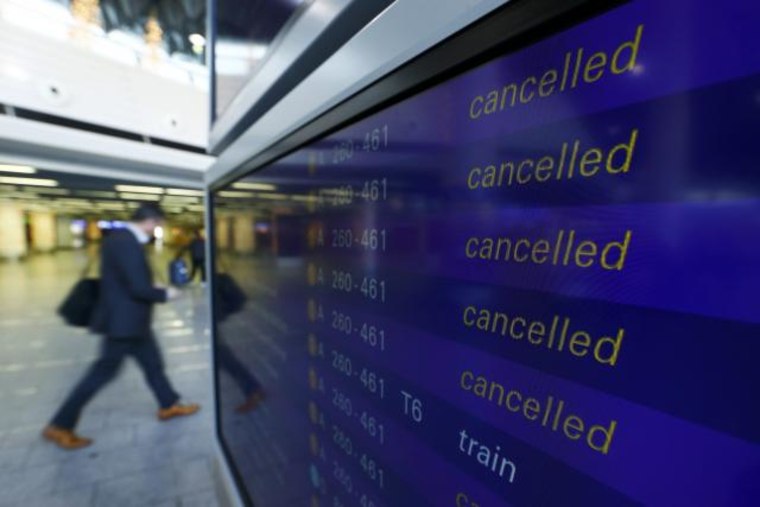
[166,287,181,300]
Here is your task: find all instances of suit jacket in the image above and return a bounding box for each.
[90,228,166,338]
[189,238,205,261]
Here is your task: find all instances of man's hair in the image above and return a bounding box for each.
[130,203,165,222]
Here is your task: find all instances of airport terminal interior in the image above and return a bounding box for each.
[0,0,758,506]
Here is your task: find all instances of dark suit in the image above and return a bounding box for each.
[176,237,206,282]
[188,238,206,282]
[91,229,166,337]
[51,228,179,430]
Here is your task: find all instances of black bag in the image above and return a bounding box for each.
[58,254,99,327]
[215,273,247,322]
[58,278,100,327]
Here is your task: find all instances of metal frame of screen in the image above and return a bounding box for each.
[207,0,397,155]
[208,0,627,504]
[206,0,215,134]
[208,0,312,129]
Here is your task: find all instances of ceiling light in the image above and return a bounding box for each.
[217,191,254,199]
[95,202,126,210]
[57,199,91,206]
[76,190,118,198]
[232,182,276,191]
[118,192,162,201]
[291,195,318,202]
[0,177,58,187]
[253,193,288,200]
[114,185,164,194]
[32,188,70,195]
[0,164,36,174]
[188,33,206,46]
[166,188,204,196]
[162,196,199,203]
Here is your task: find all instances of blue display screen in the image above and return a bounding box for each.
[212,1,760,505]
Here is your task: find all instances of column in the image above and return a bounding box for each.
[161,223,176,246]
[0,203,27,260]
[30,212,57,253]
[56,216,75,249]
[86,219,102,243]
[215,215,231,251]
[233,213,255,254]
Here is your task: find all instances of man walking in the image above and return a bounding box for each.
[44,204,199,449]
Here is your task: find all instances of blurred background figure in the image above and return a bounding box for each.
[189,230,206,284]
[175,229,207,285]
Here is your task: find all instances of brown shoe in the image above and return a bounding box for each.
[42,425,93,450]
[158,403,200,421]
[236,389,265,413]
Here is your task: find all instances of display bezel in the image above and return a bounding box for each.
[208,0,397,155]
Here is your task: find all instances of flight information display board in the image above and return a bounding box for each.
[212,0,760,505]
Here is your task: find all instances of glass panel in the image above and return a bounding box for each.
[213,0,760,504]
[213,0,306,118]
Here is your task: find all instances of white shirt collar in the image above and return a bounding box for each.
[125,222,150,245]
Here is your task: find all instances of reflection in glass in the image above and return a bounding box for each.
[213,0,306,117]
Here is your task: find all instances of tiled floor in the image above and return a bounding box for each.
[0,250,219,507]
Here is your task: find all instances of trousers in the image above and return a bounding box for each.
[51,334,179,429]
[191,258,206,282]
[217,341,261,396]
